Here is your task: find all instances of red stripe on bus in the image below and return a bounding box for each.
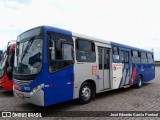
[130,65,136,85]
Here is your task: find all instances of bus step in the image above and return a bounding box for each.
[123,85,130,88]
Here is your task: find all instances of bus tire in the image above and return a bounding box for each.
[79,82,92,104]
[136,75,142,88]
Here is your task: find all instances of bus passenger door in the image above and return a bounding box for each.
[120,50,131,87]
[98,47,110,91]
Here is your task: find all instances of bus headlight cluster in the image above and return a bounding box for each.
[31,83,44,95]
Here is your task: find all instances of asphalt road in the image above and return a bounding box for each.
[0,67,160,120]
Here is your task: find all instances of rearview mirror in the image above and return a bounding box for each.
[16,47,19,56]
[16,43,19,56]
[7,46,10,55]
[7,66,12,73]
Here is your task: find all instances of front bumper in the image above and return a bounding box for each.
[13,88,44,106]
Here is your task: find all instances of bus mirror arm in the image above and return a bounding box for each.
[16,48,19,56]
[7,46,10,55]
[7,66,12,73]
[72,47,74,60]
[16,42,19,56]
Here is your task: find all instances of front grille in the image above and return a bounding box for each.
[14,79,33,86]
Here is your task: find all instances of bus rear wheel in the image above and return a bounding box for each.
[136,75,142,88]
[79,82,93,104]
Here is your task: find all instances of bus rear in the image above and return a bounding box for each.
[0,41,16,90]
[111,42,155,88]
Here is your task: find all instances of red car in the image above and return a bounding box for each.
[0,41,15,91]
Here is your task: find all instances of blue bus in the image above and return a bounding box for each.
[13,26,155,106]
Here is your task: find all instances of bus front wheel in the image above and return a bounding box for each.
[79,82,92,104]
[136,75,143,88]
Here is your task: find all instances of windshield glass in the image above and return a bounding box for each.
[14,38,43,75]
[0,52,7,78]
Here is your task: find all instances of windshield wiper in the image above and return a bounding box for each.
[20,38,34,62]
[17,38,34,74]
[16,37,42,74]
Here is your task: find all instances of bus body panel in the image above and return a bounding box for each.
[131,63,155,83]
[13,64,47,106]
[44,66,74,106]
[44,26,74,106]
[14,65,74,106]
[119,49,132,87]
[112,63,123,89]
[111,42,155,86]
[13,87,44,106]
[74,62,98,99]
[0,72,13,90]
[73,40,112,99]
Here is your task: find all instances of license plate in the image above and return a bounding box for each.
[17,93,24,98]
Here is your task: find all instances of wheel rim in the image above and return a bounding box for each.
[139,77,142,86]
[81,86,91,101]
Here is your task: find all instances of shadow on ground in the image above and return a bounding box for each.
[0,90,13,97]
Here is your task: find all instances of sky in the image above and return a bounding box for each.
[0,0,160,60]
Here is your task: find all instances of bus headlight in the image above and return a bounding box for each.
[31,83,44,95]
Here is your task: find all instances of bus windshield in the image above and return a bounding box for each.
[0,52,7,78]
[14,38,43,75]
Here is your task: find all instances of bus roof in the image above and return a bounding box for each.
[18,26,153,53]
[111,42,153,53]
[44,26,111,44]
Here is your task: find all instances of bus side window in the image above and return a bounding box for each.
[132,50,140,63]
[48,32,74,73]
[98,48,102,69]
[112,46,120,63]
[76,39,96,62]
[122,51,129,63]
[147,53,154,64]
[104,49,109,69]
[62,43,73,60]
[49,40,55,60]
[141,52,147,64]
